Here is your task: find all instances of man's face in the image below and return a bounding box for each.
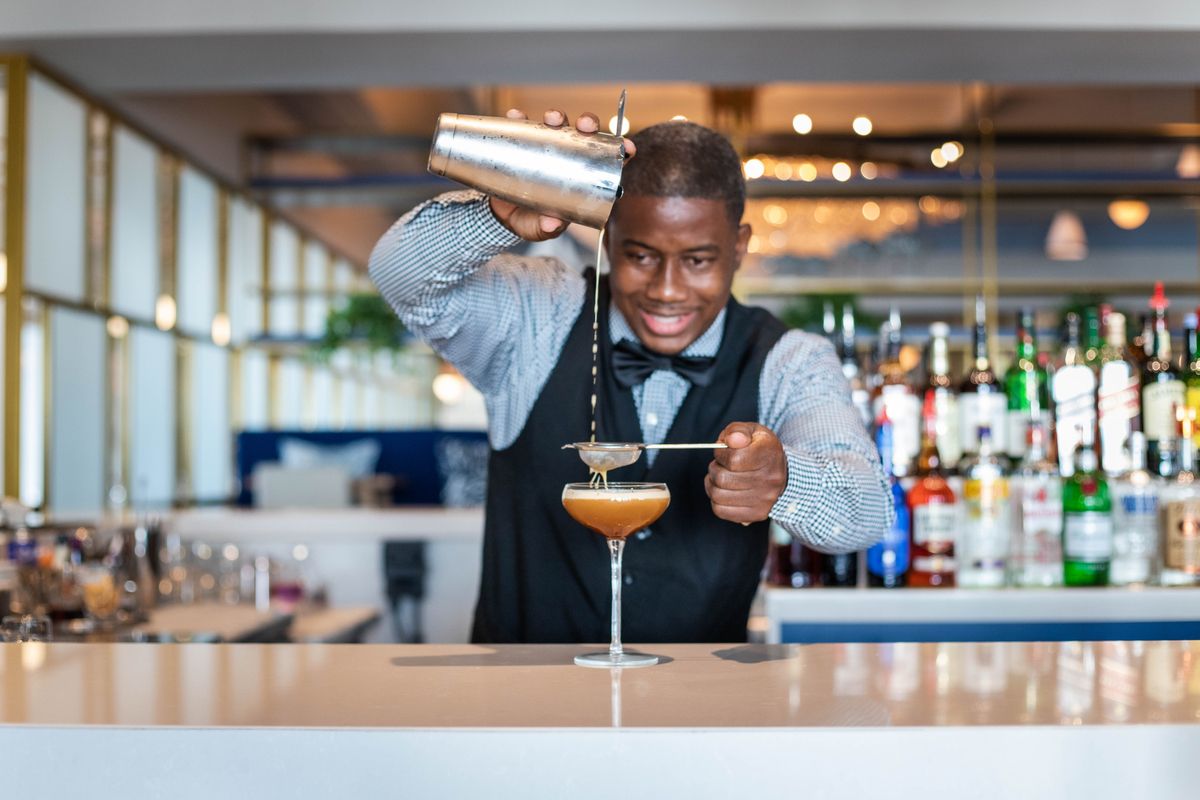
[605,194,750,356]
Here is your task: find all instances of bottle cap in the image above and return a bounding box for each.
[1186,312,1198,330]
[1150,281,1168,311]
[929,322,949,338]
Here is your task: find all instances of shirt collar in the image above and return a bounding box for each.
[608,303,726,358]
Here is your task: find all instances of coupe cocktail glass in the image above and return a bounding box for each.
[562,481,670,668]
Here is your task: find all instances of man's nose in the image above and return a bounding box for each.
[645,261,687,303]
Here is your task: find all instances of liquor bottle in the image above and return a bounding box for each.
[926,322,962,469]
[1110,431,1159,586]
[1062,428,1113,586]
[1082,306,1104,370]
[867,408,910,588]
[1005,307,1046,462]
[766,523,822,588]
[821,551,860,588]
[1142,282,1185,474]
[873,308,920,478]
[958,425,1011,587]
[1132,313,1154,370]
[1010,421,1064,587]
[1184,312,1200,448]
[959,295,1008,460]
[1096,312,1141,476]
[1052,312,1098,477]
[908,391,960,587]
[840,305,873,431]
[1159,408,1200,586]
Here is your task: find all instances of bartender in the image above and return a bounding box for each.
[370,108,893,644]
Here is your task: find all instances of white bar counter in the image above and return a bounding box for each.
[2,641,1198,798]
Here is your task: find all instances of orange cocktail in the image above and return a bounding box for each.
[562,482,670,668]
[562,484,670,540]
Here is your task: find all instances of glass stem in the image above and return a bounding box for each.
[608,538,624,657]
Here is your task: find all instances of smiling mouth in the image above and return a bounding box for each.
[639,309,697,337]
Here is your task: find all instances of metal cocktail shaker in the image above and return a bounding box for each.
[427,113,625,229]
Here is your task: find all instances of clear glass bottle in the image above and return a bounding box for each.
[958,425,1011,587]
[1110,431,1160,586]
[1062,429,1113,586]
[959,295,1008,461]
[867,408,910,588]
[1010,421,1064,587]
[1159,408,1200,586]
[1052,312,1097,477]
[927,322,962,470]
[840,305,873,431]
[873,308,920,479]
[1142,282,1185,475]
[1096,312,1141,476]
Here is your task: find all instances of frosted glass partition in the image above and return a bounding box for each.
[129,327,176,507]
[19,310,44,508]
[311,367,333,426]
[110,126,159,320]
[277,358,305,427]
[25,74,86,303]
[363,382,382,427]
[239,350,269,429]
[0,303,5,492]
[338,375,360,429]
[304,240,327,338]
[269,222,299,337]
[177,167,218,337]
[333,258,355,295]
[228,197,263,344]
[49,308,106,513]
[190,342,231,501]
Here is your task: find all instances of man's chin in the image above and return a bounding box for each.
[633,330,692,356]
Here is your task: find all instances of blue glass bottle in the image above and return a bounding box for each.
[868,409,911,587]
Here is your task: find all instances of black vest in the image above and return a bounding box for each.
[474,271,788,644]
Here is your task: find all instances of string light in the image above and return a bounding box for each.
[792,113,813,135]
[852,116,873,136]
[743,158,765,179]
[607,115,631,135]
[831,162,853,182]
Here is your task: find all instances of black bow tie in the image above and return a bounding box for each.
[611,338,718,389]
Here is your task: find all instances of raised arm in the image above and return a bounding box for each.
[761,332,894,551]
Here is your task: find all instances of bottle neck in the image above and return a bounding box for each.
[1181,437,1196,474]
[929,337,951,379]
[1154,324,1173,362]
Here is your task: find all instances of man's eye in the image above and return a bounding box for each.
[685,256,712,269]
[628,251,654,264]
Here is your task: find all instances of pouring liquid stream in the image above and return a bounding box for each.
[590,229,606,488]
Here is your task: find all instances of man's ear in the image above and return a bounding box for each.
[732,222,752,273]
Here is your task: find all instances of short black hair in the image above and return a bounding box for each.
[620,121,745,226]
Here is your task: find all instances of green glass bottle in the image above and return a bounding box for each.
[1005,308,1045,463]
[1062,430,1113,586]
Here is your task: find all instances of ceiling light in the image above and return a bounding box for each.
[0,252,7,293]
[862,201,881,221]
[773,162,794,180]
[155,295,177,331]
[608,115,631,136]
[798,162,817,182]
[930,148,949,168]
[1177,144,1200,179]
[940,141,964,162]
[747,235,761,254]
[106,315,130,339]
[670,115,688,121]
[792,113,813,135]
[1045,210,1088,261]
[768,231,788,249]
[211,311,232,347]
[1107,198,1150,230]
[432,371,467,405]
[831,162,852,182]
[860,162,878,180]
[852,116,873,136]
[763,204,788,225]
[743,158,765,180]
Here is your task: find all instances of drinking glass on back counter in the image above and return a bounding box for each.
[2,614,52,642]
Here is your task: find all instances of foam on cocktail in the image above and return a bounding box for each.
[562,485,670,540]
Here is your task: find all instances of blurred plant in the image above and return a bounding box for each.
[780,294,882,333]
[313,293,406,361]
[1057,292,1111,325]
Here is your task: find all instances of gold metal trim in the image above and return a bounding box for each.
[3,56,28,498]
[296,233,307,333]
[175,338,193,501]
[40,302,51,510]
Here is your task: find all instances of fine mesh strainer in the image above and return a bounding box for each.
[563,441,728,473]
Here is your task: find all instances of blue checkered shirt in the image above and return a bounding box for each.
[369,191,893,552]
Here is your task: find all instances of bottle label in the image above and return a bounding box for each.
[876,386,920,476]
[1063,512,1114,562]
[1118,492,1158,518]
[867,503,911,577]
[1014,477,1064,570]
[912,554,957,574]
[934,391,962,468]
[1163,500,1200,573]
[1007,410,1030,459]
[1097,365,1140,473]
[1054,365,1098,474]
[1188,386,1200,446]
[1143,380,1185,443]
[964,476,1010,512]
[960,393,1008,454]
[912,503,958,549]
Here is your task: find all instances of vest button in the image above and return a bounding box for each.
[636,528,652,540]
[624,573,635,586]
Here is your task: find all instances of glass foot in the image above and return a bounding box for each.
[575,651,659,668]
